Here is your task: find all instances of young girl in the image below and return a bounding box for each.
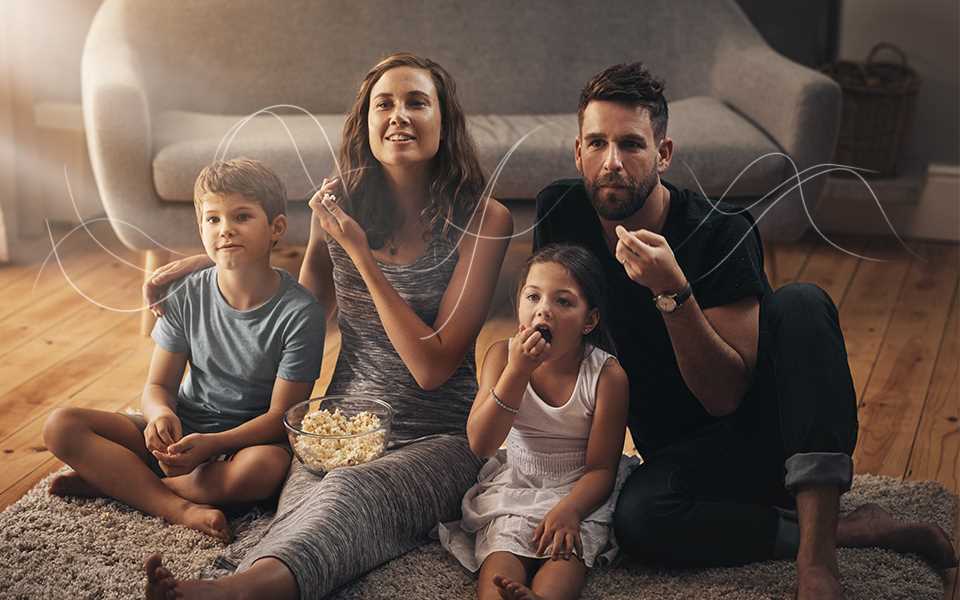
[440,243,637,600]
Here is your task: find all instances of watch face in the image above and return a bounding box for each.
[656,295,677,312]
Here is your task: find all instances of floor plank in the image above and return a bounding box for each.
[0,316,141,444]
[0,319,150,502]
[795,236,867,306]
[853,244,960,477]
[838,238,915,401]
[0,258,141,362]
[768,236,816,288]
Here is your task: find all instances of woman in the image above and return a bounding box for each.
[144,53,513,600]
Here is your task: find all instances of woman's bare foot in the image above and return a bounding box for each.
[144,554,178,600]
[837,503,958,568]
[145,554,232,600]
[49,471,103,498]
[173,502,231,543]
[493,575,542,600]
[796,563,843,600]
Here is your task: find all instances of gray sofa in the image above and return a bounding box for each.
[83,0,840,280]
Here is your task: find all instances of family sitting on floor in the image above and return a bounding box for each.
[41,54,956,600]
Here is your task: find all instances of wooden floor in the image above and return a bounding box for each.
[0,222,957,597]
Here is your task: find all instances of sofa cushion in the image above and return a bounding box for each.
[152,97,784,203]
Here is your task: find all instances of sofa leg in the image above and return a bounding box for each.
[141,249,170,336]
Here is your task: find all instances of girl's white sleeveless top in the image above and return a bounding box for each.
[505,344,614,477]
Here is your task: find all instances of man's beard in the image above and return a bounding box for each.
[585,167,658,221]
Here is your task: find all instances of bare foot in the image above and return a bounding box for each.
[144,554,178,600]
[49,471,103,498]
[796,564,843,600]
[493,575,542,600]
[145,554,231,600]
[174,502,231,543]
[837,503,958,568]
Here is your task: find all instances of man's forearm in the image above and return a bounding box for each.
[662,297,751,416]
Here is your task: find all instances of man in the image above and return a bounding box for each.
[533,62,956,599]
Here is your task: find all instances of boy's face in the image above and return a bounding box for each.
[198,193,286,270]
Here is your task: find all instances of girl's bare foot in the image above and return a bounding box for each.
[493,575,542,600]
[174,502,231,543]
[144,554,178,600]
[49,471,103,498]
[837,503,957,568]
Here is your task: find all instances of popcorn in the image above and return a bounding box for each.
[293,408,385,471]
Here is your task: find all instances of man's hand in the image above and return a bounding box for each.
[143,414,182,454]
[533,503,583,560]
[151,432,220,475]
[506,324,551,377]
[614,225,687,295]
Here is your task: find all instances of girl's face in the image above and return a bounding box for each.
[367,66,443,170]
[518,261,599,358]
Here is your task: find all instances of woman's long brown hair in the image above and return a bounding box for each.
[337,53,486,249]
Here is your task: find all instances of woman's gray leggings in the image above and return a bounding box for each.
[237,434,482,599]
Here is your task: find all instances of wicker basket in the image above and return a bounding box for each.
[821,43,921,177]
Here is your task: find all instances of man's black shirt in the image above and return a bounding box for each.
[533,179,772,456]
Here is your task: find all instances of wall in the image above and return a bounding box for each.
[840,0,959,168]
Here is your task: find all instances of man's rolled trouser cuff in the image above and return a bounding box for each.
[784,452,853,493]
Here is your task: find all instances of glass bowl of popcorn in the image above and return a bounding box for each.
[283,395,394,475]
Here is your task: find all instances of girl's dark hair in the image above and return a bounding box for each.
[337,52,486,249]
[515,243,617,355]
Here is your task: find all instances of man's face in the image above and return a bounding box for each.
[576,101,664,221]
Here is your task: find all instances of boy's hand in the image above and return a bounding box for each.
[533,503,583,561]
[144,414,182,453]
[506,324,551,376]
[152,433,220,473]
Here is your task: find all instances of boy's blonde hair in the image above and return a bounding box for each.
[193,158,286,222]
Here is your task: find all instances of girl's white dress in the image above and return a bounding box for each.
[439,345,640,571]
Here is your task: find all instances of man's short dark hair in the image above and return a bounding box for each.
[578,62,668,142]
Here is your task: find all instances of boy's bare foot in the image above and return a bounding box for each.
[144,554,178,600]
[796,563,843,600]
[837,503,958,568]
[493,575,542,600]
[49,471,103,498]
[174,502,231,543]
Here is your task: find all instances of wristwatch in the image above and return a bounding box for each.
[653,282,693,313]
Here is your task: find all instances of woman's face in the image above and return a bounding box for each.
[367,66,443,170]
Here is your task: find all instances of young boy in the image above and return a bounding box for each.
[42,158,325,541]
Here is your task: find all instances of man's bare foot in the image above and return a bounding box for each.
[796,563,843,600]
[493,575,542,600]
[145,554,232,600]
[49,471,103,498]
[173,502,231,543]
[145,554,178,600]
[837,503,958,568]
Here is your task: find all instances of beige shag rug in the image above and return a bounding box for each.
[0,469,954,599]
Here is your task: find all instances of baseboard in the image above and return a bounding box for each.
[906,165,960,241]
[813,164,960,242]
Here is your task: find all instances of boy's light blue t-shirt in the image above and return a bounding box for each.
[151,266,325,434]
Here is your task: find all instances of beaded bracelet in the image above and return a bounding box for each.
[491,388,520,415]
